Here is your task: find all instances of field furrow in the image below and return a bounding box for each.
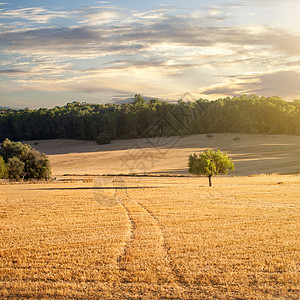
[116,191,177,286]
[136,201,191,288]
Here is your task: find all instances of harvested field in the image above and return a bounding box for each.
[1,134,299,298]
[0,175,299,298]
[25,133,300,177]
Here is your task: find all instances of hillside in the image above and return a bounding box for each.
[25,133,300,177]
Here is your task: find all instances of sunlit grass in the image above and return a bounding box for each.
[0,175,299,298]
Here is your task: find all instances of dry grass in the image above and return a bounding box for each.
[1,134,299,298]
[25,133,300,177]
[1,175,299,298]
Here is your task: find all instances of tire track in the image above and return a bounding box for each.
[207,189,223,199]
[116,192,136,269]
[116,194,171,283]
[114,179,189,288]
[112,182,136,268]
[137,200,190,288]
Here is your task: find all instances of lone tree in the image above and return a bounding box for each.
[188,149,234,187]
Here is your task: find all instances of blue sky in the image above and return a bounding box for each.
[0,0,300,108]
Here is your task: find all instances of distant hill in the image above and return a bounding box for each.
[0,106,20,110]
[112,95,173,104]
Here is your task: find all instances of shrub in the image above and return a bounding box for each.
[0,138,31,162]
[0,138,51,180]
[96,132,112,145]
[7,157,25,180]
[23,149,51,179]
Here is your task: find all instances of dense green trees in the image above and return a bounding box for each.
[188,149,235,186]
[0,156,7,178]
[0,139,51,180]
[0,95,299,143]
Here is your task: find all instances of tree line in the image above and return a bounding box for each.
[0,94,299,142]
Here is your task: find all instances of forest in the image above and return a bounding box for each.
[0,94,300,142]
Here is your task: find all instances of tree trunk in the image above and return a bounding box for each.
[208,175,212,187]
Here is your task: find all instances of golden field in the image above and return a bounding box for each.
[0,134,300,298]
[26,133,300,177]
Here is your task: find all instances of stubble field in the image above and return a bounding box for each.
[0,134,300,298]
[27,133,300,176]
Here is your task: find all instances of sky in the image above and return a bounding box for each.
[0,0,300,108]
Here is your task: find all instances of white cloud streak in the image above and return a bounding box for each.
[0,7,71,24]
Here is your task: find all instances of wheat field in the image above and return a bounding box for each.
[1,134,300,298]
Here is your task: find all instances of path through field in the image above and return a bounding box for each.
[116,185,189,295]
[1,175,299,298]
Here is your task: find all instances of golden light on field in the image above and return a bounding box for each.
[29,133,300,177]
[0,175,299,298]
[1,133,300,298]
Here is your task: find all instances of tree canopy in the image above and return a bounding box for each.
[0,139,51,180]
[188,149,234,186]
[0,156,7,179]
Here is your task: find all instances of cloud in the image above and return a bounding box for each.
[0,25,147,60]
[285,60,300,67]
[0,69,25,75]
[199,70,300,100]
[0,58,196,100]
[79,10,122,25]
[249,70,300,96]
[78,5,124,26]
[227,0,300,7]
[1,4,299,58]
[0,3,300,106]
[0,7,70,24]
